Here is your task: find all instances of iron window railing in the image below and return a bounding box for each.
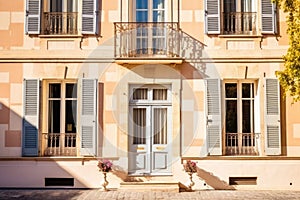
[43,12,78,35]
[222,12,257,35]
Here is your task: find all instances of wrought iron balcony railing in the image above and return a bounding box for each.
[114,22,180,58]
[43,12,78,35]
[222,12,257,35]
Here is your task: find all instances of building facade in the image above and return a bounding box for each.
[0,0,300,190]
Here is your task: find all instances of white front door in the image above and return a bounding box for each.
[129,85,172,175]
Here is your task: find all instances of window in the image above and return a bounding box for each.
[25,0,99,35]
[224,81,257,155]
[43,0,78,35]
[45,81,78,156]
[223,0,256,34]
[22,78,98,157]
[206,78,281,156]
[205,0,277,35]
[134,0,167,55]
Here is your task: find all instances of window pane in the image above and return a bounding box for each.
[223,0,236,12]
[242,100,252,133]
[48,100,61,133]
[133,108,146,144]
[242,0,252,12]
[242,83,252,98]
[136,11,148,22]
[153,89,167,100]
[153,0,165,9]
[136,0,148,9]
[225,83,237,98]
[66,83,77,98]
[226,100,237,133]
[50,0,62,12]
[154,108,167,144]
[153,11,165,22]
[65,100,77,133]
[133,88,148,100]
[49,83,61,98]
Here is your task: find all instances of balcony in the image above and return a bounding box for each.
[114,22,181,59]
[222,12,257,35]
[43,12,78,35]
[44,133,77,156]
[226,133,258,155]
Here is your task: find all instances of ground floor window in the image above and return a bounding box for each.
[224,80,258,155]
[45,80,78,156]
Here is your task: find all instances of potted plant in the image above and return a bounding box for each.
[97,160,113,191]
[183,160,197,190]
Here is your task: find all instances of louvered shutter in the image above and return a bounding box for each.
[261,0,277,34]
[264,78,281,155]
[25,0,41,34]
[82,0,99,34]
[206,79,222,155]
[22,79,39,156]
[205,0,220,34]
[80,79,97,156]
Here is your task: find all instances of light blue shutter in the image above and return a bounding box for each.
[264,79,281,155]
[82,0,99,34]
[22,79,39,156]
[206,79,222,155]
[205,0,220,34]
[261,0,277,34]
[80,79,97,156]
[25,0,41,34]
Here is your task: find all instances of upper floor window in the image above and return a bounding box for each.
[25,0,99,35]
[205,0,277,35]
[43,0,78,35]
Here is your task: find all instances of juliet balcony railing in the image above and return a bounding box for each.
[43,12,78,35]
[44,133,77,156]
[114,22,181,58]
[225,133,258,155]
[222,12,257,35]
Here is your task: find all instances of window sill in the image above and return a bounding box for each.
[39,34,83,39]
[218,34,263,39]
[0,156,119,161]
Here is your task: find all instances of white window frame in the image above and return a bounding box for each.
[44,79,78,156]
[223,79,258,155]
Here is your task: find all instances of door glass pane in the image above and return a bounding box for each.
[133,88,148,100]
[154,108,167,144]
[66,83,77,98]
[65,100,77,133]
[225,83,237,98]
[133,108,146,144]
[48,100,61,133]
[153,89,167,100]
[49,83,61,98]
[226,100,237,133]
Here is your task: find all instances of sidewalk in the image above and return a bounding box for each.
[1,189,300,200]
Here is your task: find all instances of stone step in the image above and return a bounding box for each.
[119,181,189,193]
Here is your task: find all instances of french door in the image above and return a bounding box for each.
[129,106,171,174]
[134,0,167,55]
